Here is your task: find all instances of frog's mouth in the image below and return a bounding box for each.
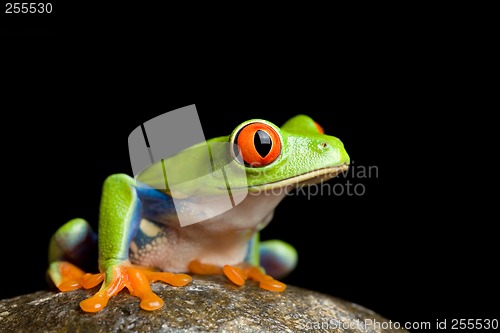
[247,163,349,191]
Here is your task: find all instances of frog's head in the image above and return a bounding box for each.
[227,114,350,191]
[137,115,349,196]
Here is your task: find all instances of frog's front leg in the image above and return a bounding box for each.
[188,260,286,292]
[49,174,191,313]
[188,234,296,292]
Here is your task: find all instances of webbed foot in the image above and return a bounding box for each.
[188,260,286,292]
[48,261,191,312]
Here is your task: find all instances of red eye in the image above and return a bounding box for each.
[234,122,281,167]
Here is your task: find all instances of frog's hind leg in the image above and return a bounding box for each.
[47,218,101,290]
[245,233,297,280]
[259,239,298,280]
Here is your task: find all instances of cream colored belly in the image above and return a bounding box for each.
[129,222,252,272]
[129,190,287,272]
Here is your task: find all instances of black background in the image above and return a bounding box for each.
[1,5,497,332]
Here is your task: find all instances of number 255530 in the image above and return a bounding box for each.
[5,3,52,14]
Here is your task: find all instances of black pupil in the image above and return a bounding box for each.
[254,130,272,157]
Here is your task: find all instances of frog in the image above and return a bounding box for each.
[47,114,350,313]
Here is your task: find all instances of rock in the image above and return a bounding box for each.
[0,275,408,333]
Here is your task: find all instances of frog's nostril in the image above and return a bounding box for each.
[320,142,328,148]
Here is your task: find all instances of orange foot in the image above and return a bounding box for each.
[49,261,191,313]
[188,260,286,292]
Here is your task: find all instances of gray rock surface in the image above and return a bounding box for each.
[0,275,408,332]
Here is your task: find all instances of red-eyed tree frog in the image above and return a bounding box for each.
[47,115,350,313]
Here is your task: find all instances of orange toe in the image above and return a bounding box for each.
[146,271,192,287]
[58,280,83,291]
[223,265,246,286]
[80,292,111,313]
[168,273,192,287]
[127,267,165,311]
[140,295,164,311]
[81,272,105,289]
[247,266,286,292]
[56,262,86,291]
[80,266,127,312]
[259,278,286,292]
